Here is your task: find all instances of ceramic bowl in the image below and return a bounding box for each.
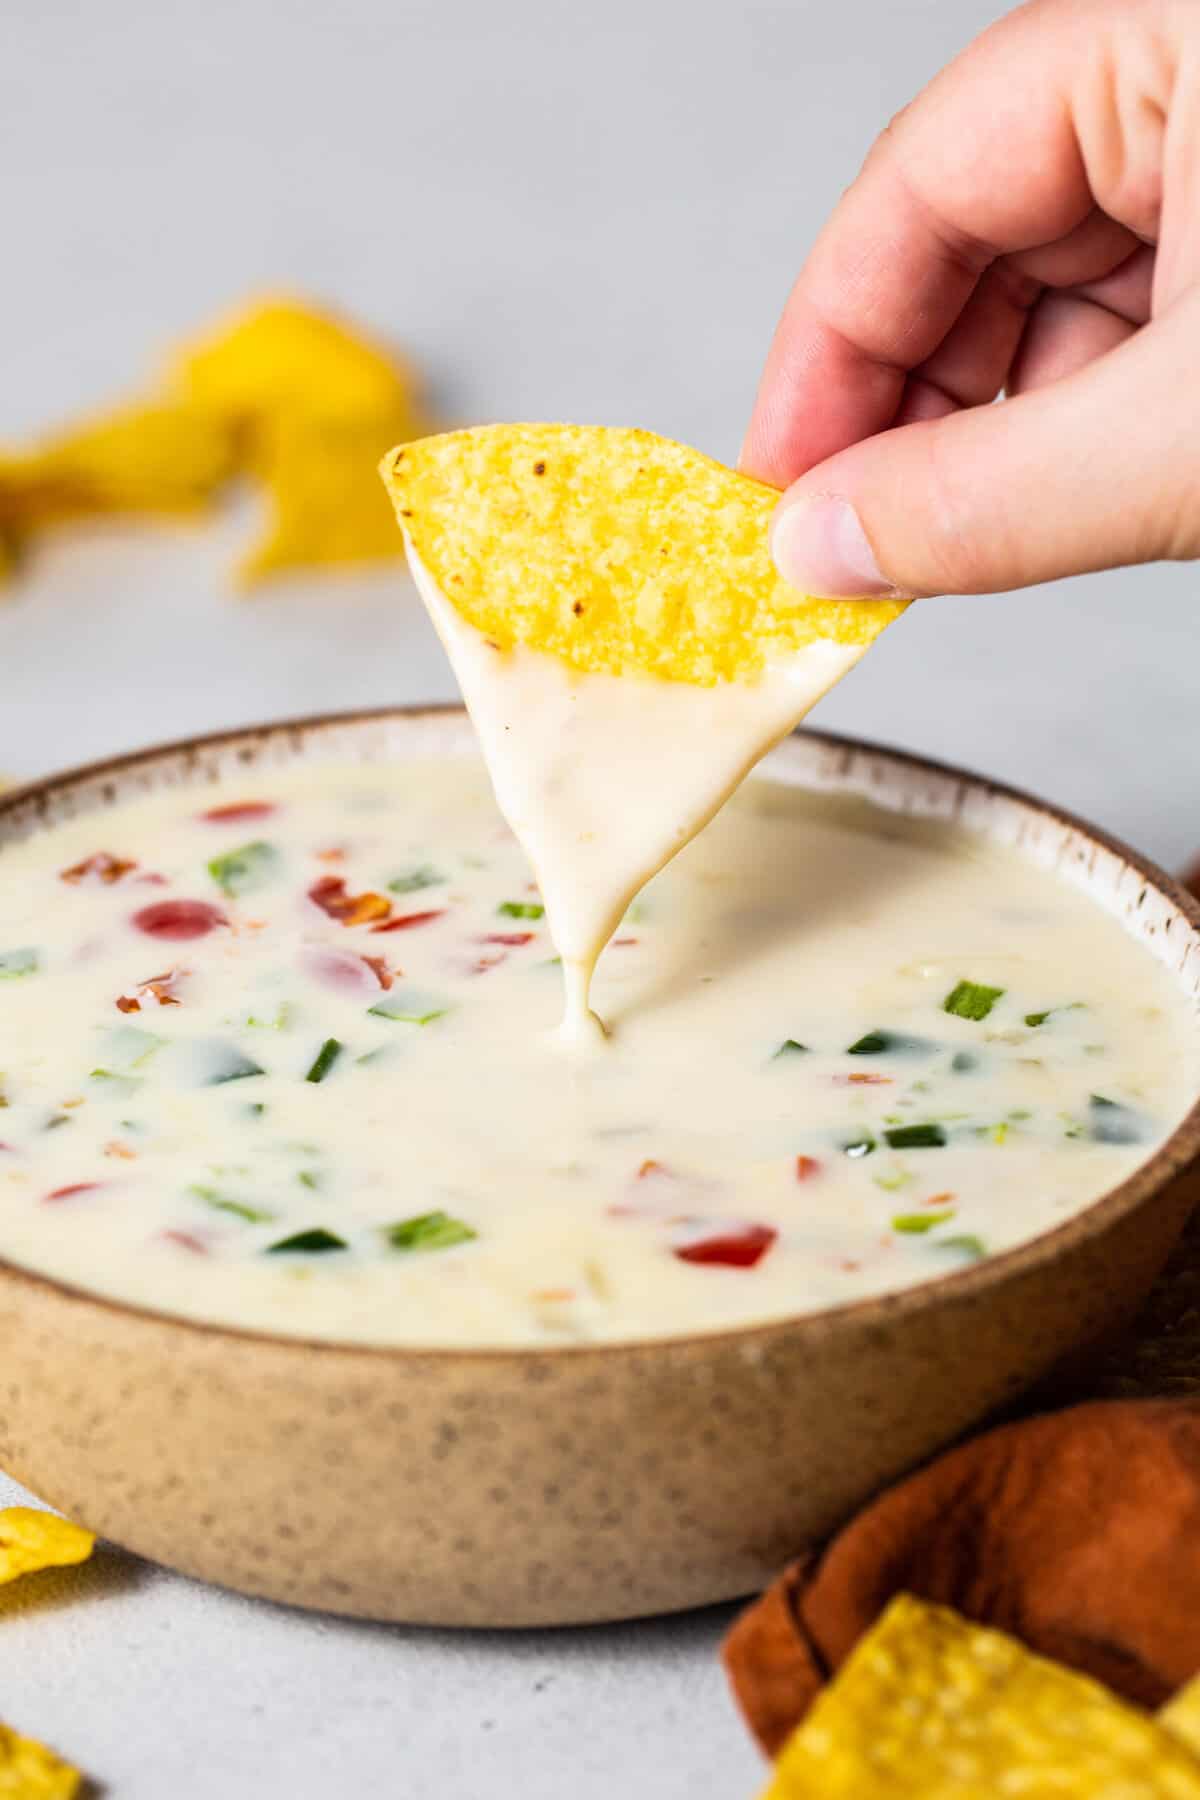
[1,708,1198,1627]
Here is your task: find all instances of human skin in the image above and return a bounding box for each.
[742,0,1200,599]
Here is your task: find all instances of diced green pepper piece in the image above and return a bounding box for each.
[368,988,451,1026]
[0,947,39,979]
[189,1184,275,1224]
[387,864,445,895]
[892,1209,956,1233]
[266,1227,347,1254]
[384,1210,477,1253]
[943,980,1005,1021]
[884,1123,947,1150]
[933,1233,987,1260]
[772,1038,809,1059]
[94,1024,165,1074]
[305,1037,343,1083]
[841,1133,876,1159]
[497,901,544,920]
[1088,1094,1146,1145]
[846,1030,932,1056]
[202,1044,266,1085]
[246,1002,292,1031]
[207,840,280,899]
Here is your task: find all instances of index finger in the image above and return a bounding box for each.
[740,0,1105,488]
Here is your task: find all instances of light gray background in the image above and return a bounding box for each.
[1,1,1195,1795]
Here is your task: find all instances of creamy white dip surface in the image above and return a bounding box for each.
[0,752,1193,1347]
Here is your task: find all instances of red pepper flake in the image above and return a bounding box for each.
[674,1224,777,1269]
[116,968,186,1013]
[478,931,533,948]
[839,1258,862,1273]
[201,801,276,824]
[612,937,639,947]
[832,1073,894,1086]
[308,876,392,928]
[371,909,444,934]
[795,1155,822,1181]
[60,851,137,886]
[133,900,228,942]
[926,1191,957,1206]
[44,1182,103,1204]
[315,847,346,863]
[362,954,394,991]
[103,1141,137,1160]
[638,1158,670,1180]
[471,950,508,974]
[532,1288,575,1303]
[161,1229,209,1254]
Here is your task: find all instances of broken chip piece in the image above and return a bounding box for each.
[0,1508,95,1585]
[761,1594,1200,1798]
[0,1722,81,1800]
[380,424,905,685]
[0,403,236,529]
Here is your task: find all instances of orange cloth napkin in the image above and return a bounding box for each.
[723,1398,1200,1757]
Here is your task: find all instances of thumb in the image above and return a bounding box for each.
[769,305,1200,599]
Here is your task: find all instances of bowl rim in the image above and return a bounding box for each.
[2,701,1199,1364]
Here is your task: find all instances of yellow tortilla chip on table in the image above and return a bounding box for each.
[379,424,905,685]
[0,1508,94,1585]
[0,403,237,529]
[0,1723,80,1800]
[761,1594,1200,1799]
[169,295,428,584]
[1162,1674,1200,1760]
[233,407,421,587]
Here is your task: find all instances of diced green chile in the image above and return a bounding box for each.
[884,1123,947,1150]
[1088,1094,1146,1145]
[305,1038,343,1083]
[368,988,450,1025]
[933,1234,987,1260]
[267,1228,347,1254]
[497,901,544,920]
[207,841,281,899]
[891,1209,955,1233]
[772,1039,809,1059]
[0,948,39,979]
[189,1185,275,1224]
[385,1210,478,1252]
[388,865,445,895]
[943,980,1005,1022]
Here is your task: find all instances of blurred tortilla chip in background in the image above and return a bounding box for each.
[0,295,431,592]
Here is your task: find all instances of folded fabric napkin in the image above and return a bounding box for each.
[724,1397,1200,1757]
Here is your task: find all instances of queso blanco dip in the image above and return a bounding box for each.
[0,746,1193,1346]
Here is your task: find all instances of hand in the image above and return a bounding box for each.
[743,0,1200,599]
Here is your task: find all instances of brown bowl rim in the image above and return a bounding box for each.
[2,702,1198,1364]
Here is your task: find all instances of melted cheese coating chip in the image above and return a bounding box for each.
[763,1595,1200,1798]
[380,424,905,684]
[0,1509,95,1586]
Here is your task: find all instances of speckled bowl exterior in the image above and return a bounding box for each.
[1,709,1198,1627]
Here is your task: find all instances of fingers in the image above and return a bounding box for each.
[743,0,1174,488]
[1009,291,1136,391]
[768,292,1200,599]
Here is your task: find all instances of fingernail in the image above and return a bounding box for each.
[771,495,899,599]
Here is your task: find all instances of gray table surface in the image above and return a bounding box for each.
[2,0,1197,1794]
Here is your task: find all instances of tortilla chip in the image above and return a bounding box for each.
[172,295,418,427]
[0,1724,80,1799]
[1,403,236,527]
[762,1594,1200,1798]
[237,407,420,586]
[0,1509,95,1585]
[1162,1675,1200,1760]
[380,424,905,685]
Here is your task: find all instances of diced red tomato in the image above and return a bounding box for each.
[300,945,394,995]
[133,900,227,941]
[370,909,444,934]
[308,876,392,928]
[795,1155,822,1181]
[161,1229,209,1254]
[674,1224,777,1269]
[200,802,276,824]
[60,851,137,885]
[44,1182,103,1204]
